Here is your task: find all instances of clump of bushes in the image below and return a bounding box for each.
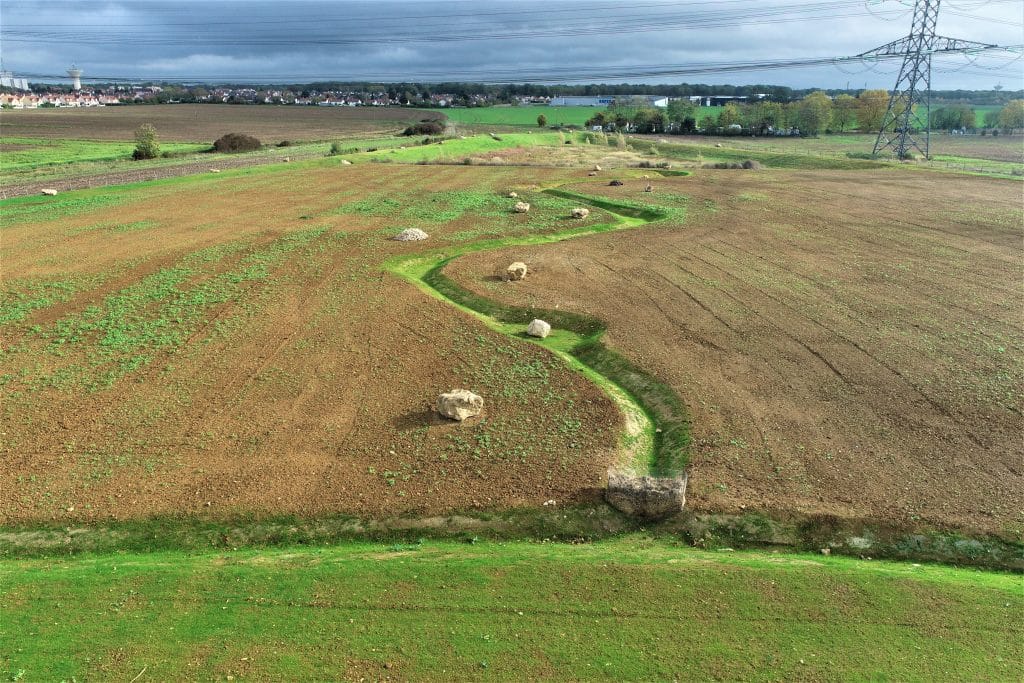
[403,121,444,136]
[328,141,358,156]
[702,159,762,170]
[637,160,672,169]
[276,140,295,147]
[132,123,160,160]
[213,133,261,153]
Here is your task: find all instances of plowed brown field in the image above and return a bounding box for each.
[0,104,434,142]
[1,162,622,523]
[447,169,1024,535]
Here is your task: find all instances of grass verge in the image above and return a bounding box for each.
[2,536,1021,681]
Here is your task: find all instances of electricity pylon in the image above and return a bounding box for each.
[859,0,994,159]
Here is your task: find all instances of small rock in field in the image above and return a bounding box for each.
[437,389,484,421]
[644,184,653,193]
[609,180,624,186]
[593,164,602,171]
[283,157,290,162]
[820,548,831,556]
[513,201,530,213]
[570,207,590,219]
[526,319,551,338]
[341,159,352,165]
[506,262,528,281]
[393,228,429,241]
[715,143,723,148]
[209,168,221,173]
[41,188,59,196]
[507,191,518,198]
[588,171,597,176]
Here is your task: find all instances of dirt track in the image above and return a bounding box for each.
[447,169,1024,534]
[0,148,318,199]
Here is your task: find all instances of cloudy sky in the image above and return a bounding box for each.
[2,0,1021,88]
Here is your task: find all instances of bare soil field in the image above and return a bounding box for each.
[0,162,622,523]
[0,104,436,143]
[447,169,1024,535]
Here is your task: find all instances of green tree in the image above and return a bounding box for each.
[747,100,785,134]
[831,94,857,132]
[132,123,160,160]
[856,89,890,132]
[794,91,833,136]
[717,102,743,128]
[666,98,696,126]
[537,113,547,127]
[997,99,1024,130]
[930,105,976,131]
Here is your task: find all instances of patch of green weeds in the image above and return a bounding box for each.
[23,227,328,390]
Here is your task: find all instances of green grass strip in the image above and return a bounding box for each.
[388,188,691,476]
[2,537,1021,681]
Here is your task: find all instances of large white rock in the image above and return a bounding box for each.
[506,262,528,281]
[437,389,484,421]
[513,201,530,213]
[507,191,518,198]
[393,228,429,241]
[341,159,353,165]
[605,471,688,519]
[40,188,58,196]
[570,207,590,219]
[526,319,551,338]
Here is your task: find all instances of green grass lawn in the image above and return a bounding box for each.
[2,537,1020,681]
[438,105,723,128]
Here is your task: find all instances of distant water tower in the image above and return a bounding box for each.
[67,65,82,90]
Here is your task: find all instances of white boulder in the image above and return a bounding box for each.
[513,201,530,213]
[506,262,528,281]
[570,207,590,219]
[40,188,58,196]
[507,191,518,198]
[437,389,484,421]
[526,319,551,338]
[393,228,429,241]
[341,159,353,165]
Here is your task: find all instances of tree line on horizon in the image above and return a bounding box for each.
[579,93,1024,137]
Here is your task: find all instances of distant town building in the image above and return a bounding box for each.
[549,95,669,108]
[550,96,616,107]
[0,70,30,90]
[687,94,769,107]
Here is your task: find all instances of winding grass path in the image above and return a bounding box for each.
[386,184,691,476]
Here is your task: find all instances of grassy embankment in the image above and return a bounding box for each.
[2,537,1020,681]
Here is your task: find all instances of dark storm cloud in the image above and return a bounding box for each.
[2,0,1021,88]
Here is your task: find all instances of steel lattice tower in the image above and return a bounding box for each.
[859,0,994,159]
